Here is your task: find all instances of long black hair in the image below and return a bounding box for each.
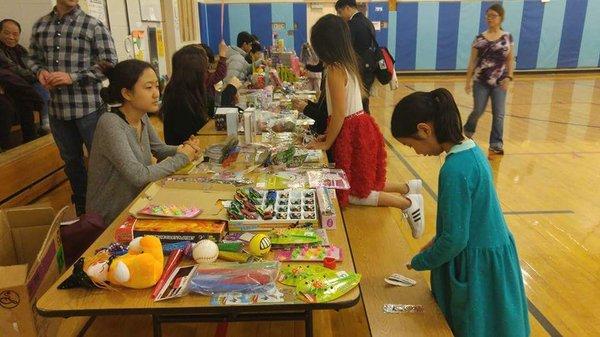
[100,59,154,105]
[310,14,364,95]
[391,88,465,144]
[161,45,209,122]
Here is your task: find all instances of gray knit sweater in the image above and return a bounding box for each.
[86,111,190,224]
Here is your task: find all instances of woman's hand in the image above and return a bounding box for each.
[184,135,203,152]
[465,81,472,94]
[499,78,511,91]
[177,144,199,161]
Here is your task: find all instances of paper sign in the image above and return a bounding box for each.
[373,21,381,31]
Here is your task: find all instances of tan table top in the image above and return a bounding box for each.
[37,133,359,318]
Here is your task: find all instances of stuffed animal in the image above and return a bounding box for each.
[107,236,164,289]
[58,236,164,290]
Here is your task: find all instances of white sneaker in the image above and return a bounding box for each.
[406,179,422,195]
[403,194,424,239]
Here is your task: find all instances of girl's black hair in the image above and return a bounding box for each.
[220,84,238,108]
[100,59,155,105]
[391,88,465,144]
[310,14,364,96]
[161,45,209,122]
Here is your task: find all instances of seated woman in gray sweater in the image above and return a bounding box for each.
[87,60,201,224]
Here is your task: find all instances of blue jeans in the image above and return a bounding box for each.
[33,83,50,127]
[464,81,507,149]
[50,111,100,215]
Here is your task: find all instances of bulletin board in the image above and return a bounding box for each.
[81,0,110,29]
[139,0,163,22]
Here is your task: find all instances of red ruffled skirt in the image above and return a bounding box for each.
[331,112,387,206]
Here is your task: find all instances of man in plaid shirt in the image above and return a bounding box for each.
[29,0,117,215]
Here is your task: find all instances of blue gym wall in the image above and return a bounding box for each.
[198,0,600,71]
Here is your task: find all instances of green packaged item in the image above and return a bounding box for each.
[277,264,334,287]
[287,154,308,168]
[273,146,295,165]
[256,173,290,190]
[217,242,242,252]
[255,172,307,190]
[296,271,361,303]
[269,228,322,246]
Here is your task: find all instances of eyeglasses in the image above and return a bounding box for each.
[486,14,500,19]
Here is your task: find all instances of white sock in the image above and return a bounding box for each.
[349,191,380,206]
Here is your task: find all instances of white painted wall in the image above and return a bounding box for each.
[306,3,336,41]
[106,0,131,62]
[123,0,170,75]
[0,0,53,49]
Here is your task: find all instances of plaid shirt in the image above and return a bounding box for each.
[28,6,117,120]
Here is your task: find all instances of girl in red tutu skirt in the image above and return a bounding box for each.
[307,14,425,238]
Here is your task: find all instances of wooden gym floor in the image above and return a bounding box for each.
[33,73,600,336]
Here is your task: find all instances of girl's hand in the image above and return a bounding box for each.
[291,98,308,112]
[420,238,435,253]
[218,40,228,59]
[306,139,328,150]
[465,81,472,94]
[229,77,243,89]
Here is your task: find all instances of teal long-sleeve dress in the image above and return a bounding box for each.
[411,140,530,337]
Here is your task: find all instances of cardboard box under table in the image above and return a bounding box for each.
[0,206,87,337]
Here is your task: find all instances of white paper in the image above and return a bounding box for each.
[373,21,381,31]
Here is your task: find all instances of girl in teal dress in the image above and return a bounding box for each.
[390,88,530,337]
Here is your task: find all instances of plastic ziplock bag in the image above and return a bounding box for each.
[269,228,322,246]
[296,270,361,303]
[277,264,336,287]
[189,261,280,296]
[307,169,351,190]
[255,172,307,190]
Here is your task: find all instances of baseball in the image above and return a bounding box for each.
[193,240,219,264]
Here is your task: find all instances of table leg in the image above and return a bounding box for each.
[305,309,313,337]
[76,316,97,337]
[153,315,162,337]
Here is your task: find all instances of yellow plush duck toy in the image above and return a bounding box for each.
[59,236,164,290]
[108,236,164,289]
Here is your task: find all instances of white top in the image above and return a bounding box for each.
[325,67,364,117]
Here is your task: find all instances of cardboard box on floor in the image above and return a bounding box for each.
[0,206,87,337]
